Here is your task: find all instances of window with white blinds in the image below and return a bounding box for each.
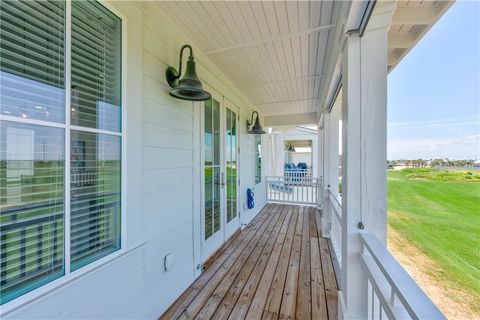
[0,122,65,304]
[71,0,121,132]
[0,0,65,122]
[70,131,121,271]
[0,0,122,305]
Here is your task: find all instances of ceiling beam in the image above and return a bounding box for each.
[238,75,324,88]
[388,33,417,48]
[393,6,442,25]
[204,24,333,55]
[388,51,402,67]
[254,97,320,107]
[265,113,318,127]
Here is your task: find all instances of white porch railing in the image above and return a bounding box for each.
[361,232,445,320]
[71,168,96,188]
[320,185,445,319]
[320,184,445,319]
[328,188,342,266]
[283,168,313,181]
[266,176,318,205]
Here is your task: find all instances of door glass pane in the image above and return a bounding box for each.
[213,167,220,233]
[0,121,65,304]
[213,100,220,165]
[204,99,221,239]
[70,131,121,271]
[71,0,121,132]
[204,100,212,167]
[0,0,65,123]
[204,100,213,239]
[226,108,237,222]
[204,171,213,239]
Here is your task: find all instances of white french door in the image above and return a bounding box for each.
[224,103,240,239]
[201,93,240,261]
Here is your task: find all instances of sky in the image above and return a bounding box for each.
[387,1,480,160]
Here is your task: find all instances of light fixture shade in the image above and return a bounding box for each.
[249,116,266,134]
[246,111,266,134]
[166,45,212,101]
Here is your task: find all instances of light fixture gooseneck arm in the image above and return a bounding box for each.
[247,111,259,127]
[176,45,193,80]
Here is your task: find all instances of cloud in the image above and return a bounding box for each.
[388,117,480,133]
[388,134,480,160]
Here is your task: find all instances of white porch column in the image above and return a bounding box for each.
[274,131,285,176]
[321,112,331,237]
[328,106,340,196]
[340,3,394,318]
[317,117,325,207]
[311,137,319,179]
[322,105,340,237]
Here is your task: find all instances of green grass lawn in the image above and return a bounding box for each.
[387,168,480,300]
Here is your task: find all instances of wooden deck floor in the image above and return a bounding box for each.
[160,203,338,320]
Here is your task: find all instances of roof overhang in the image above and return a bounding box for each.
[388,0,454,71]
[150,0,454,122]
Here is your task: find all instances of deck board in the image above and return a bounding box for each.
[160,203,338,320]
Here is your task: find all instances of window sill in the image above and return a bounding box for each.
[1,242,146,316]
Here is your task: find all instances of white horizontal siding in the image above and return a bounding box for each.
[142,148,192,170]
[3,246,145,319]
[142,168,192,194]
[142,185,193,219]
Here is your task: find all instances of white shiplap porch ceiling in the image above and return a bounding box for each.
[157,1,339,117]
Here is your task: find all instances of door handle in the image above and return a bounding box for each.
[215,172,226,188]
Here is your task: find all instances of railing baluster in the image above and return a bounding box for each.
[20,229,26,277]
[1,233,7,286]
[37,225,43,271]
[372,288,376,320]
[266,176,318,206]
[300,185,304,202]
[361,232,446,320]
[379,300,383,320]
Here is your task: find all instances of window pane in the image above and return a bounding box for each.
[70,131,121,271]
[0,121,65,304]
[0,0,65,123]
[204,166,213,240]
[71,0,121,132]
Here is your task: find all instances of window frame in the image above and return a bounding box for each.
[0,0,127,312]
[254,134,262,185]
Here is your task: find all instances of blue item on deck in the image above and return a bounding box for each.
[297,162,307,169]
[247,188,255,209]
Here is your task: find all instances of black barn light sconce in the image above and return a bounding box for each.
[165,44,211,101]
[246,111,266,134]
[288,144,296,152]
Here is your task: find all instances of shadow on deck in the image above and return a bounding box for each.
[160,203,339,320]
